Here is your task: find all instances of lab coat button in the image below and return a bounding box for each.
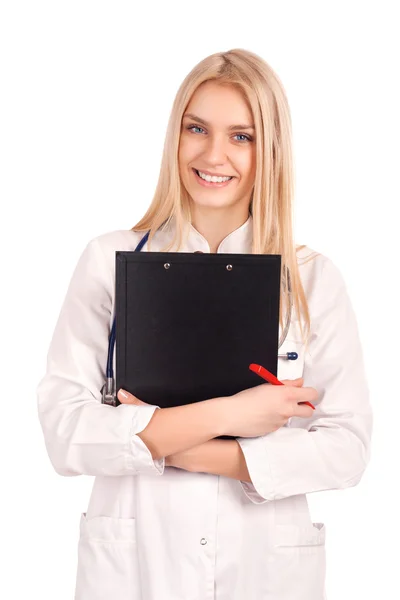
[200,538,207,545]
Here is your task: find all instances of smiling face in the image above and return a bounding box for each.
[178,81,256,214]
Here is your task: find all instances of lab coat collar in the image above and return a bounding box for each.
[163,213,253,254]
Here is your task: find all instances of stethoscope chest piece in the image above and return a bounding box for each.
[101,377,116,406]
[278,352,298,360]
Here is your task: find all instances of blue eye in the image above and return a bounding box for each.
[187,125,205,134]
[186,125,252,143]
[234,133,251,142]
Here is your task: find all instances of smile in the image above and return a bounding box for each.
[193,168,235,188]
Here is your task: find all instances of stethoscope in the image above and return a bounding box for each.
[101,231,298,405]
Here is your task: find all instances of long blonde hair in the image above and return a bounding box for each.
[131,48,319,347]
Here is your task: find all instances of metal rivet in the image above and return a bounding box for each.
[200,538,207,545]
[164,263,171,269]
[226,264,233,271]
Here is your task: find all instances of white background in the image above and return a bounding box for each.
[1,1,398,598]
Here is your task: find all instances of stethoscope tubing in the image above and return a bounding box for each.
[106,231,150,380]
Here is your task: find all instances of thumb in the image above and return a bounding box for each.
[117,388,149,406]
[280,377,304,387]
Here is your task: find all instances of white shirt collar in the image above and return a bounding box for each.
[162,213,253,254]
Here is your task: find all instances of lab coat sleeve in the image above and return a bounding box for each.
[236,256,373,504]
[36,236,165,478]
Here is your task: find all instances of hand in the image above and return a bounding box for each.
[219,378,318,438]
[117,388,151,406]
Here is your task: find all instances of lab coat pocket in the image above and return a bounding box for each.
[74,512,141,600]
[268,522,326,600]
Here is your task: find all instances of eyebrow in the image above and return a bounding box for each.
[183,112,255,131]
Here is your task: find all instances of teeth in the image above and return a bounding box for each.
[197,170,232,183]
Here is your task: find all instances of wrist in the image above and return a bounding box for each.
[210,396,230,437]
[165,455,174,467]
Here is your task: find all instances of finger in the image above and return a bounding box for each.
[292,402,315,419]
[290,386,319,416]
[281,377,304,387]
[289,385,318,402]
[117,388,149,406]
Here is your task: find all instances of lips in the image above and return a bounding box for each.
[194,169,233,179]
[192,168,235,188]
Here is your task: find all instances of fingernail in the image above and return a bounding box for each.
[118,389,129,399]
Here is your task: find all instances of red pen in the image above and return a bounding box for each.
[249,363,315,410]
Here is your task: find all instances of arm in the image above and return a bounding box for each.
[36,237,164,477]
[166,439,252,483]
[36,236,225,477]
[137,399,227,461]
[234,256,373,504]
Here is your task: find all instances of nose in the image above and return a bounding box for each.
[202,133,229,165]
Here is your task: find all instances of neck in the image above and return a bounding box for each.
[189,204,251,253]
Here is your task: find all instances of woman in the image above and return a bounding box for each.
[36,48,373,600]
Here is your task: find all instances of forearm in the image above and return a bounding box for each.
[137,397,227,461]
[180,439,252,483]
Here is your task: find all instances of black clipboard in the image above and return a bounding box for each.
[115,251,281,440]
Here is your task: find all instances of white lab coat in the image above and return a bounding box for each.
[36,214,373,600]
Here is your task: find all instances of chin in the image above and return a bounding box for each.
[189,194,237,209]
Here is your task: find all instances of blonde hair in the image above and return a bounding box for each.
[131,48,319,347]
